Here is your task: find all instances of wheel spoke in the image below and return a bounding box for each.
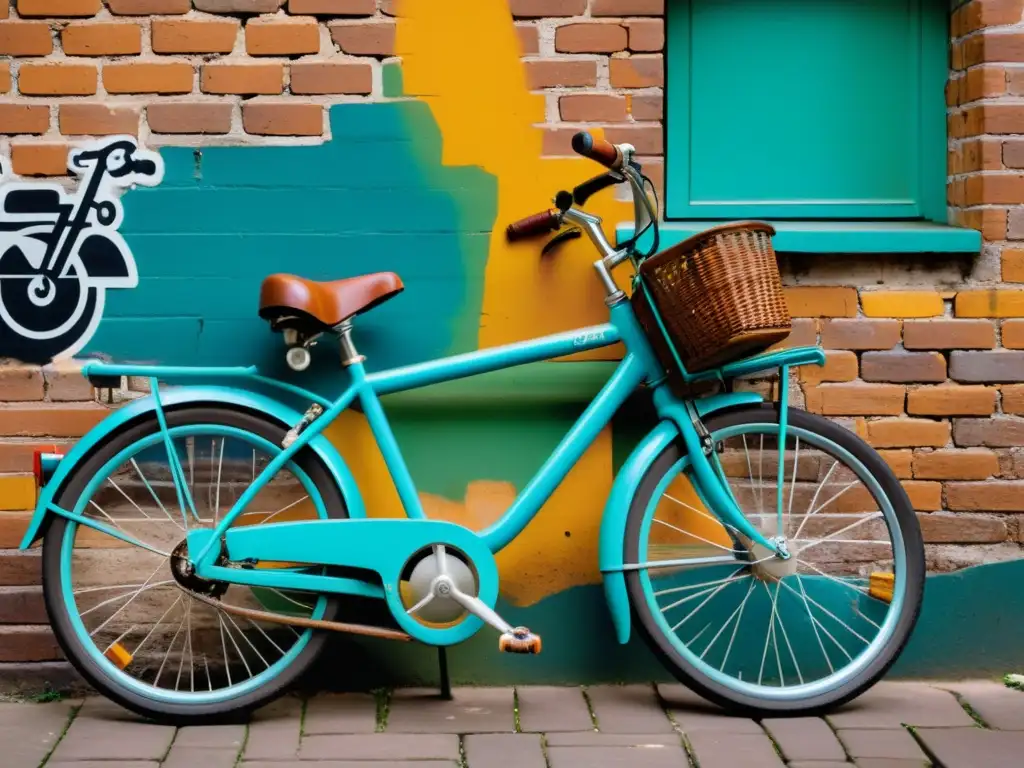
[260,495,311,526]
[214,437,225,526]
[663,493,744,538]
[652,517,745,554]
[793,459,838,541]
[720,578,756,673]
[155,605,186,687]
[779,577,870,646]
[219,613,252,679]
[797,512,883,556]
[670,572,748,633]
[223,610,270,669]
[130,458,184,531]
[773,580,804,685]
[700,578,754,661]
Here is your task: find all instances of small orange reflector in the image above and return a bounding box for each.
[104,642,133,670]
[869,572,894,603]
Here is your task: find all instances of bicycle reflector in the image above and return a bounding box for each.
[32,449,64,488]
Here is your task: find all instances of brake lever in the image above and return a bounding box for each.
[541,227,582,257]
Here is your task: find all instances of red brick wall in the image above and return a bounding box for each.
[0,0,1023,681]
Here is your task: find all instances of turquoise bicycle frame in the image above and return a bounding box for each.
[21,296,823,646]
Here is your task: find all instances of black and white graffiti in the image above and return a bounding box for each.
[0,136,163,364]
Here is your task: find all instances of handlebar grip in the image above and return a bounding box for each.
[571,132,623,170]
[506,209,561,242]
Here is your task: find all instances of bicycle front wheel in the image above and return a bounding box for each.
[625,404,924,715]
[42,406,348,724]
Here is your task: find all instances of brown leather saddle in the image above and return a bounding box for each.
[259,272,404,335]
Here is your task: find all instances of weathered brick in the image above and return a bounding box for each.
[104,62,193,94]
[0,586,46,623]
[43,364,93,402]
[862,351,946,383]
[629,92,662,120]
[288,0,373,13]
[0,105,50,135]
[785,287,858,318]
[16,0,100,17]
[879,449,913,479]
[1009,208,1024,240]
[609,55,663,87]
[1002,319,1024,348]
[62,21,141,55]
[515,24,539,55]
[821,319,901,350]
[965,173,1024,204]
[243,102,322,136]
[954,416,1024,447]
[903,480,942,511]
[1000,383,1024,413]
[960,208,1008,240]
[809,384,904,416]
[949,350,1024,382]
[947,481,1024,511]
[957,0,1024,35]
[918,514,1007,544]
[798,351,857,385]
[542,127,577,156]
[0,365,44,401]
[961,66,1006,103]
[152,19,238,54]
[865,418,950,449]
[0,404,107,437]
[903,320,995,350]
[201,63,284,95]
[956,290,1024,317]
[107,0,190,12]
[10,143,68,176]
[18,63,97,96]
[603,125,662,154]
[592,0,663,15]
[768,318,818,350]
[861,291,944,318]
[510,0,585,15]
[0,626,61,662]
[555,23,627,54]
[290,61,372,95]
[1002,249,1024,283]
[1003,141,1024,170]
[627,19,663,52]
[913,449,999,480]
[0,443,68,474]
[0,63,8,94]
[199,0,284,10]
[907,385,996,416]
[962,139,1003,172]
[59,103,140,136]
[147,102,233,134]
[559,94,628,122]
[329,20,395,56]
[0,551,42,586]
[524,60,598,89]
[964,34,1024,66]
[246,16,319,56]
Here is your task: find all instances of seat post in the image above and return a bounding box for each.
[334,320,365,367]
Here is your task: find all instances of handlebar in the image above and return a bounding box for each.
[506,208,562,242]
[571,132,623,170]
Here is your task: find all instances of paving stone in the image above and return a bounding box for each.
[586,685,675,733]
[546,733,681,747]
[0,700,77,768]
[915,726,1024,768]
[686,730,785,768]
[242,695,302,760]
[836,729,926,760]
[935,681,1024,730]
[547,745,691,767]
[788,763,853,768]
[762,717,848,762]
[827,683,974,729]
[299,733,460,760]
[244,762,456,767]
[303,692,378,734]
[854,760,930,768]
[48,712,174,761]
[386,687,514,733]
[516,685,594,732]
[464,733,546,768]
[163,747,239,768]
[657,683,760,733]
[48,763,157,768]
[172,724,246,748]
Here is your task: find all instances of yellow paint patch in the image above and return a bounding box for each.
[861,291,944,318]
[0,474,35,511]
[869,572,894,603]
[955,289,1024,318]
[397,0,633,359]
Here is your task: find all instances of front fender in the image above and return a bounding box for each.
[599,391,763,644]
[19,385,365,549]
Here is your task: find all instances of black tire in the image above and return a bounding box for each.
[42,406,347,724]
[625,404,925,716]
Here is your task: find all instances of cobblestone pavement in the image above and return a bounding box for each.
[2,681,1022,767]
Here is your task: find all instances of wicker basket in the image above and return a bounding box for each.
[632,221,791,375]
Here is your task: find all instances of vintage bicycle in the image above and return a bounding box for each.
[22,132,924,724]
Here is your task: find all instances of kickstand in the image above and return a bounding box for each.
[437,646,452,700]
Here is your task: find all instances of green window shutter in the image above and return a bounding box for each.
[665,0,948,222]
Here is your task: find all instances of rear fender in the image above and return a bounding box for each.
[19,385,365,549]
[599,391,763,644]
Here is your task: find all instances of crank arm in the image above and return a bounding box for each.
[446,584,513,635]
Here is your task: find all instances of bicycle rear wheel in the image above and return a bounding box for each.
[625,404,924,715]
[42,406,347,724]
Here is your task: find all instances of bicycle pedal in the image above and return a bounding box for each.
[498,627,542,654]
